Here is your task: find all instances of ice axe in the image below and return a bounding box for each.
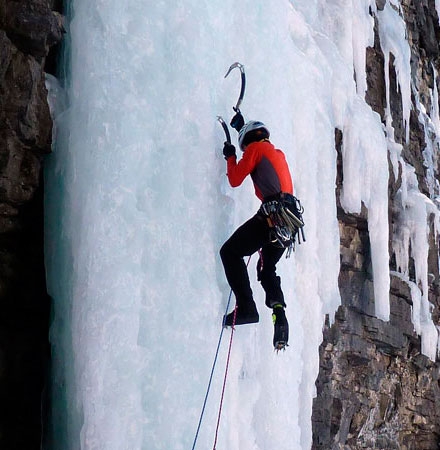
[217,62,246,143]
[224,62,246,113]
[217,116,231,144]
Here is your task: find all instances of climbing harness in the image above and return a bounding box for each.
[259,193,306,257]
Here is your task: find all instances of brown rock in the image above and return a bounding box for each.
[0,0,62,447]
[312,3,440,449]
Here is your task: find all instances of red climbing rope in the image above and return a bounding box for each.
[212,305,238,450]
[191,256,251,450]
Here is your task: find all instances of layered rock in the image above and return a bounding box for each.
[312,1,440,448]
[0,1,62,448]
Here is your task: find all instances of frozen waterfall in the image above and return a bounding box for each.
[44,1,439,449]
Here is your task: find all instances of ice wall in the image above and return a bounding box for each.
[45,1,440,449]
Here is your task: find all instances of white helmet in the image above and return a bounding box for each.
[238,121,270,150]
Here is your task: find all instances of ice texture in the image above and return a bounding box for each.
[44,1,440,449]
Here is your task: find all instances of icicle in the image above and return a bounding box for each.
[352,0,376,96]
[435,0,440,27]
[340,97,390,320]
[392,164,440,361]
[412,84,440,198]
[377,1,411,143]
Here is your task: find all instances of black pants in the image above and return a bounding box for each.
[220,214,286,311]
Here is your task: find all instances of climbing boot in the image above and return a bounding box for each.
[272,305,289,351]
[223,302,259,327]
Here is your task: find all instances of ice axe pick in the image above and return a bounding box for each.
[224,62,246,113]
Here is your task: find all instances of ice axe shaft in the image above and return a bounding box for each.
[224,62,246,112]
[217,116,231,144]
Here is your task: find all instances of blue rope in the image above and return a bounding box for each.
[190,289,233,450]
[191,255,251,450]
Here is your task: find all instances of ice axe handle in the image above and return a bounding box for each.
[217,116,231,144]
[235,70,246,112]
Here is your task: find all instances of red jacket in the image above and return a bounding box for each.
[226,140,293,201]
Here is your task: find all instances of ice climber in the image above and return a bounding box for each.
[220,112,301,349]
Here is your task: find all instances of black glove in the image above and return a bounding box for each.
[223,142,236,160]
[230,112,244,132]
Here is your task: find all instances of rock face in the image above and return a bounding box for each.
[312,1,440,449]
[1,0,440,448]
[0,0,62,448]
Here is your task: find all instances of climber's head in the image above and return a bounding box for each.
[238,121,270,151]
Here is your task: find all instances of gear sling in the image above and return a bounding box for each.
[259,192,305,257]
